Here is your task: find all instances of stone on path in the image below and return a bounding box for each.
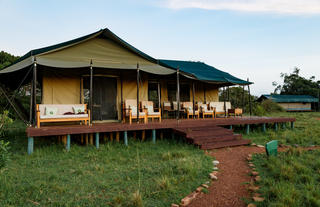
[257,145,264,148]
[253,196,265,202]
[213,160,220,165]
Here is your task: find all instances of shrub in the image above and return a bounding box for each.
[0,140,10,169]
[261,99,285,113]
[0,110,13,137]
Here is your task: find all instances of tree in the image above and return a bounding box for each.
[219,86,256,111]
[273,67,320,97]
[0,51,20,70]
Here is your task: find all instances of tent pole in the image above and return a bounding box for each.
[227,86,230,101]
[157,81,161,110]
[247,78,252,116]
[242,85,245,112]
[223,87,227,117]
[176,67,180,120]
[120,74,123,121]
[29,79,33,125]
[137,63,140,123]
[203,83,206,103]
[192,81,195,119]
[89,60,93,125]
[33,58,37,126]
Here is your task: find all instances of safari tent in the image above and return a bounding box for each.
[0,28,251,125]
[258,94,318,112]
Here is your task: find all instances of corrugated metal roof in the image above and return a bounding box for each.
[260,94,318,103]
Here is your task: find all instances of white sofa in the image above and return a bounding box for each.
[36,104,90,128]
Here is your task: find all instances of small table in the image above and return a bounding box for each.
[228,108,243,117]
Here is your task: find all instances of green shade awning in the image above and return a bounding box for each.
[259,94,318,103]
[159,59,251,85]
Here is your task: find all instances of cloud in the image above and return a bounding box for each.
[164,0,320,15]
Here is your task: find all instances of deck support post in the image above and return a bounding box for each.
[90,134,93,145]
[229,125,232,130]
[262,123,266,133]
[142,130,146,141]
[152,129,156,143]
[171,132,175,139]
[110,133,114,142]
[95,133,99,149]
[291,121,294,129]
[116,132,120,142]
[103,133,108,143]
[274,123,278,131]
[66,134,71,151]
[160,131,163,140]
[282,122,286,129]
[124,131,128,146]
[246,124,250,135]
[85,134,88,145]
[28,137,34,155]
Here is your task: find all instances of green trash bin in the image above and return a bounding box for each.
[265,140,278,156]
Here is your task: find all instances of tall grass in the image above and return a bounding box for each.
[252,148,320,207]
[242,112,320,146]
[0,133,212,207]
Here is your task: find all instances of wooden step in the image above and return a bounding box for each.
[200,139,251,150]
[192,134,243,145]
[186,129,234,138]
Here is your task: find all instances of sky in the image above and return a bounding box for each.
[1,0,320,95]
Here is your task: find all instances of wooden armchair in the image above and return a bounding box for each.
[209,102,231,117]
[182,102,199,119]
[123,99,147,124]
[141,101,161,122]
[199,103,215,119]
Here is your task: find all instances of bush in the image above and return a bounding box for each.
[0,140,10,169]
[0,110,13,137]
[261,99,285,113]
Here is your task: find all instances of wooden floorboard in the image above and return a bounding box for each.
[26,116,295,137]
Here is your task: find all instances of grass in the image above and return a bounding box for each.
[242,112,320,146]
[252,148,320,207]
[0,124,213,207]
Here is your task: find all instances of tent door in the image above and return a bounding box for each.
[92,77,117,121]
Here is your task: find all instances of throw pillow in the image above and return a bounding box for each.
[73,106,85,114]
[45,107,58,116]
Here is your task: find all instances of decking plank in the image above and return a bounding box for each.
[26,116,295,137]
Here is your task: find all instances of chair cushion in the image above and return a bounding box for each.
[146,105,154,114]
[148,112,160,116]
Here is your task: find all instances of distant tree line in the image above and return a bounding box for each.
[273,67,320,98]
[0,51,20,70]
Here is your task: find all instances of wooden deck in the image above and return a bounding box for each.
[27,116,296,137]
[25,116,296,153]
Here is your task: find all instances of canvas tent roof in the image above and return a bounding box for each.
[159,59,251,85]
[258,94,318,103]
[0,28,175,76]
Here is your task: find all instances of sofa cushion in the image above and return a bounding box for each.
[40,114,88,119]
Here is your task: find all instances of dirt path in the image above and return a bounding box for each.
[188,145,320,207]
[188,146,264,207]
